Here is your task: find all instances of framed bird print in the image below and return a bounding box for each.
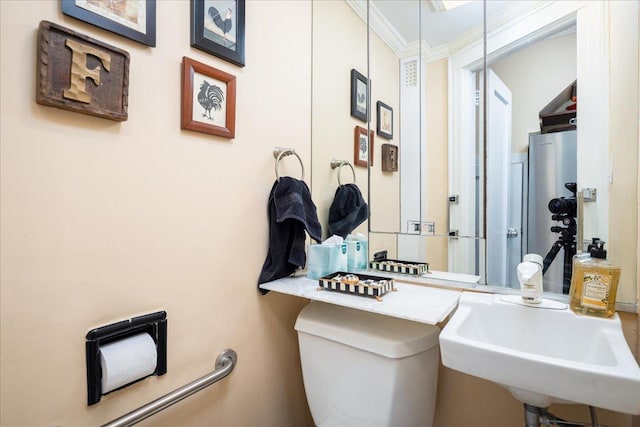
[376,101,393,139]
[181,56,236,138]
[61,0,156,47]
[191,0,246,67]
[354,125,374,168]
[351,69,369,122]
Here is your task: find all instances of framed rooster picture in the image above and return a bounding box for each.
[191,0,246,67]
[181,57,236,138]
[350,69,369,122]
[354,125,374,168]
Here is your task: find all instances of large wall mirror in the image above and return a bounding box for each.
[311,0,370,242]
[311,0,638,305]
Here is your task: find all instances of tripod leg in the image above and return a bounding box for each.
[562,242,575,294]
[542,242,562,275]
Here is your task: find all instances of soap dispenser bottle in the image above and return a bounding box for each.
[569,240,621,318]
[517,253,543,304]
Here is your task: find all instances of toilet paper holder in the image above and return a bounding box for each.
[86,311,167,406]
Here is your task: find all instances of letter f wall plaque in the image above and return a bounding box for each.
[36,21,129,121]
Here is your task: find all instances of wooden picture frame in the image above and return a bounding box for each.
[191,0,246,67]
[354,126,374,167]
[381,144,398,172]
[351,69,369,122]
[61,0,156,47]
[376,101,393,139]
[36,21,130,122]
[181,56,236,139]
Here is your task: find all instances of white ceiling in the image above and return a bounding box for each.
[349,1,568,58]
[373,0,491,47]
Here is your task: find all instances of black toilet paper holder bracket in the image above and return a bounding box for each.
[85,311,167,406]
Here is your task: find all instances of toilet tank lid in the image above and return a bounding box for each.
[294,302,440,359]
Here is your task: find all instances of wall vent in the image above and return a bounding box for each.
[404,60,418,88]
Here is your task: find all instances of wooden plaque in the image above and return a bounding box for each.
[381,144,398,172]
[36,21,130,121]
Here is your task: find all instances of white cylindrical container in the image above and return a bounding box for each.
[518,253,544,303]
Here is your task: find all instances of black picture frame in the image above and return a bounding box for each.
[350,69,369,122]
[191,0,246,68]
[61,0,156,47]
[376,101,393,139]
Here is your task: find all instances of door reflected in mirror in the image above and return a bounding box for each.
[448,3,577,291]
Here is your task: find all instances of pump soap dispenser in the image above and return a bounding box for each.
[517,254,543,304]
[569,240,621,318]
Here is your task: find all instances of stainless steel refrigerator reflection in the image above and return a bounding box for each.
[527,130,577,294]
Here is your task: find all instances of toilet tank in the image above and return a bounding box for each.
[294,302,440,427]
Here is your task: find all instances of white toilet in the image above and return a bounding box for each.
[294,301,441,427]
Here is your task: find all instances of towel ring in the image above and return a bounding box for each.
[330,158,356,186]
[273,147,305,181]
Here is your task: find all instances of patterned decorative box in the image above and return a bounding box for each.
[369,258,429,275]
[318,272,395,301]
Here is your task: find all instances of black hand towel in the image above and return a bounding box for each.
[258,177,322,293]
[328,183,368,238]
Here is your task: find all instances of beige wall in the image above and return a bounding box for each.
[608,0,640,307]
[1,1,638,427]
[424,59,449,271]
[1,1,313,426]
[435,358,636,427]
[368,11,401,235]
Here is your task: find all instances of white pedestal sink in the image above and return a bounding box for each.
[439,292,640,415]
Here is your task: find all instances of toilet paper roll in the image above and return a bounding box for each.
[99,332,157,394]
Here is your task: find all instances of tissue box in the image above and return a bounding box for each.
[346,240,368,271]
[306,243,348,280]
[369,258,429,275]
[318,272,395,301]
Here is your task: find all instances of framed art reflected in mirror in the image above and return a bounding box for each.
[376,101,393,139]
[354,125,374,167]
[351,69,369,122]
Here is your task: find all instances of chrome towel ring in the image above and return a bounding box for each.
[330,158,356,186]
[273,147,305,181]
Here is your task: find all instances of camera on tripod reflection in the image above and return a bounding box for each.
[548,182,577,224]
[541,182,577,294]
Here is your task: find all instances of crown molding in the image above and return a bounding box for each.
[342,0,579,62]
[344,0,408,57]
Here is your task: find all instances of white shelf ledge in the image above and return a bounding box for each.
[259,275,462,325]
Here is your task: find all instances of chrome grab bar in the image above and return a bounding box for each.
[102,349,238,427]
